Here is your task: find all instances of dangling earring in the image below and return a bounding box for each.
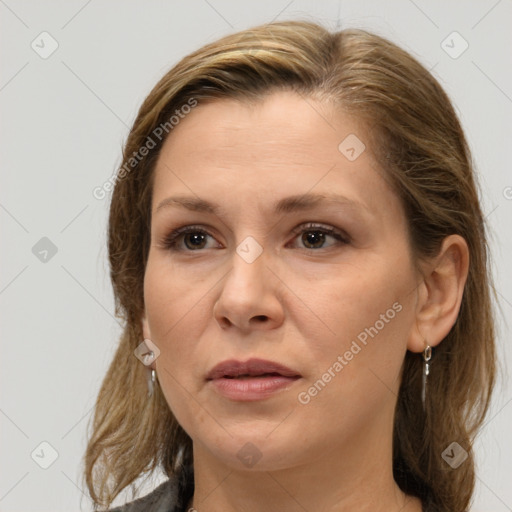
[421,344,432,409]
[147,367,157,397]
[134,338,159,397]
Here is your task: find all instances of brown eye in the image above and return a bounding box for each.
[301,230,327,249]
[289,223,350,251]
[162,226,217,251]
[182,232,208,250]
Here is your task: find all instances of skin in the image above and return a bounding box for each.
[141,90,469,512]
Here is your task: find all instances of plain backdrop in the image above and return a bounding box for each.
[1,1,511,511]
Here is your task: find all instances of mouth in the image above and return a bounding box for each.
[206,358,302,401]
[222,372,288,380]
[206,358,301,380]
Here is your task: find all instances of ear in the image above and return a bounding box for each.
[142,310,151,339]
[141,310,156,371]
[407,234,469,353]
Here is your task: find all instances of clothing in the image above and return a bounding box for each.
[107,473,436,512]
[107,478,183,512]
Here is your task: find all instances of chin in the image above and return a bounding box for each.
[193,426,307,472]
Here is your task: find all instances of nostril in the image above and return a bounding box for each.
[221,318,232,328]
[253,315,268,323]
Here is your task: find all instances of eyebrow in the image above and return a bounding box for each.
[155,193,370,218]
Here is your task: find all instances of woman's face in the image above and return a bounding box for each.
[142,90,422,471]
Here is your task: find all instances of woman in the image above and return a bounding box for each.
[83,20,497,512]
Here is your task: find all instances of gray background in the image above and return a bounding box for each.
[1,1,511,511]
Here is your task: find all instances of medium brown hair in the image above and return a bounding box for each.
[83,20,498,512]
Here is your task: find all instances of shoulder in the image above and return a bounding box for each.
[107,478,179,512]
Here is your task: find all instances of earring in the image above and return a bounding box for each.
[421,344,432,409]
[147,367,157,397]
[136,338,159,397]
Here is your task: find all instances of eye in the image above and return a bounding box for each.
[160,225,220,251]
[159,223,350,253]
[287,223,350,250]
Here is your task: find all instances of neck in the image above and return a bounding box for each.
[187,411,423,512]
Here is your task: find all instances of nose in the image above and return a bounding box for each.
[213,249,285,333]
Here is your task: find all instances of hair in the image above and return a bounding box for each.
[83,19,498,512]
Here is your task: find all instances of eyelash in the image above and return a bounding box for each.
[160,223,350,252]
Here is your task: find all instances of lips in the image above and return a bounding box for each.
[206,358,301,381]
[206,358,302,401]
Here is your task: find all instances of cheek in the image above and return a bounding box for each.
[293,299,410,436]
[144,256,205,339]
[146,285,209,432]
[292,256,413,388]
[144,260,206,384]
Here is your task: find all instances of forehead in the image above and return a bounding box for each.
[152,91,402,225]
[156,92,367,167]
